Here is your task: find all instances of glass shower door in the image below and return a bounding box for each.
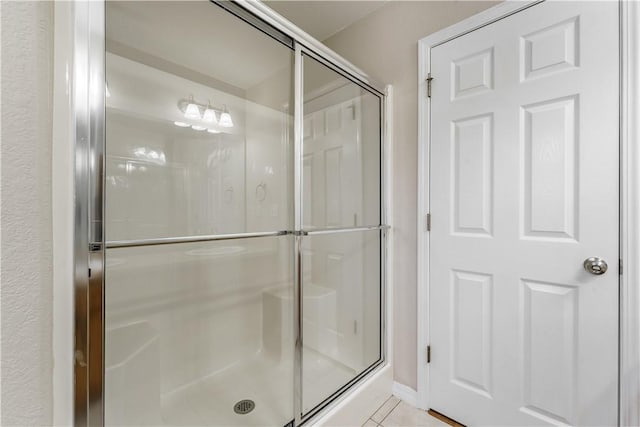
[300,54,383,416]
[104,2,295,425]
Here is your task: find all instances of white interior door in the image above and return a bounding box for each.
[428,2,619,425]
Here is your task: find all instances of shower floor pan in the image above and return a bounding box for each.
[157,348,355,426]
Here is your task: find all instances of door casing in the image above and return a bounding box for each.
[416,1,640,425]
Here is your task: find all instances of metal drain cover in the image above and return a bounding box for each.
[234,399,255,415]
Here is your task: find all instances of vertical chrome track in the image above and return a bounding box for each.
[73,0,105,425]
[380,90,388,366]
[73,3,90,423]
[293,43,304,426]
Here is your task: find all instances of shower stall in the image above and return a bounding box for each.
[73,1,387,425]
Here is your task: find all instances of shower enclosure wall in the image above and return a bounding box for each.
[73,1,387,426]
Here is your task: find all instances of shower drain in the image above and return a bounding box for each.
[234,399,255,415]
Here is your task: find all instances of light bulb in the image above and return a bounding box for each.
[203,107,218,124]
[174,121,190,127]
[219,107,233,128]
[191,125,207,131]
[184,102,201,119]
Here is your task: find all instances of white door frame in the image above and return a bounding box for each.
[416,1,640,425]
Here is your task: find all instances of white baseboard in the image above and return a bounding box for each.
[392,381,418,408]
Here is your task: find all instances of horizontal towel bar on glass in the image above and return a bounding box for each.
[300,224,390,236]
[104,225,390,249]
[105,230,290,249]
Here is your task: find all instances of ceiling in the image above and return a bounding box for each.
[266,1,389,41]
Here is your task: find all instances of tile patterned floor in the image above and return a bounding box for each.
[363,396,450,427]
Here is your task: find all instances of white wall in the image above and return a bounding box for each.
[323,0,497,391]
[0,1,54,424]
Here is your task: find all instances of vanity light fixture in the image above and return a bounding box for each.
[191,125,207,131]
[184,95,201,119]
[203,102,218,124]
[219,106,234,128]
[174,121,190,127]
[207,129,220,134]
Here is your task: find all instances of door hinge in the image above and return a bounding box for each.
[426,73,433,98]
[619,259,623,275]
[426,345,431,364]
[426,213,431,231]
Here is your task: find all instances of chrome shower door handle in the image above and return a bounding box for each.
[583,257,608,275]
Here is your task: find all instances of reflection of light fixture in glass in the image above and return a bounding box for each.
[207,129,220,134]
[219,106,234,128]
[174,121,190,127]
[106,83,111,98]
[203,102,218,124]
[191,125,207,131]
[133,146,166,165]
[184,95,201,119]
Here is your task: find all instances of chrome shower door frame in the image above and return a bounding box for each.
[72,1,105,426]
[293,44,388,424]
[71,1,388,425]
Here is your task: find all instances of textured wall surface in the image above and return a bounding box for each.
[324,0,497,390]
[1,1,54,424]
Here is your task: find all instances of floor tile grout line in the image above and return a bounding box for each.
[378,398,401,425]
[369,397,388,420]
[363,416,382,427]
[369,395,397,424]
[375,395,395,413]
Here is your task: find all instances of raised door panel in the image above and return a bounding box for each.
[521,279,578,425]
[451,270,493,399]
[521,96,578,241]
[452,48,494,100]
[521,17,579,82]
[451,114,494,237]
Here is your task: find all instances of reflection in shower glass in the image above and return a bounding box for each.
[301,230,381,414]
[105,1,293,241]
[104,1,294,425]
[302,55,381,230]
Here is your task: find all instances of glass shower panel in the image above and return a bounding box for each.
[105,1,293,241]
[105,237,294,425]
[302,55,381,230]
[301,230,381,414]
[104,2,295,426]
